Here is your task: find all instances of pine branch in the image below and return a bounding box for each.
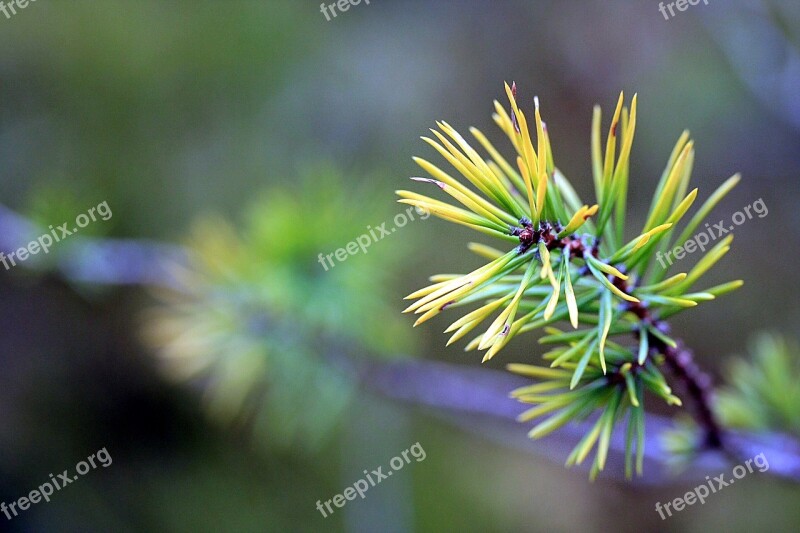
[0,203,796,483]
[399,86,746,478]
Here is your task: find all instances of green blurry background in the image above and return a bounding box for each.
[0,1,798,531]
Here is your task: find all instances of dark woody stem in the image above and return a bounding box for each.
[513,219,724,449]
[615,279,725,449]
[659,341,724,448]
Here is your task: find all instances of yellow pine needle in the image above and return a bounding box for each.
[438,121,506,194]
[542,121,555,175]
[469,126,523,191]
[598,297,612,374]
[535,169,548,219]
[588,262,639,303]
[533,97,548,217]
[504,82,521,122]
[456,306,530,352]
[633,234,651,251]
[535,97,547,180]
[511,381,567,397]
[479,259,538,352]
[437,125,515,214]
[429,129,503,201]
[429,274,461,282]
[403,276,471,313]
[607,282,639,303]
[412,157,499,213]
[591,105,603,190]
[421,136,495,201]
[673,173,741,248]
[514,111,537,166]
[516,155,537,218]
[543,277,561,320]
[412,156,519,225]
[395,196,476,224]
[403,275,475,314]
[403,283,455,312]
[667,395,683,407]
[398,199,503,232]
[538,242,552,280]
[643,142,694,231]
[493,100,521,154]
[506,363,571,380]
[478,295,519,350]
[632,223,673,252]
[704,279,744,297]
[482,332,511,362]
[613,94,637,181]
[411,276,484,316]
[603,92,625,185]
[665,188,699,226]
[673,148,694,214]
[409,177,508,227]
[661,130,692,187]
[609,223,672,263]
[445,295,511,333]
[636,273,687,293]
[683,292,715,301]
[396,189,457,210]
[564,259,579,329]
[405,279,453,301]
[573,420,605,466]
[413,305,445,327]
[559,204,599,236]
[685,291,715,300]
[590,259,629,281]
[517,400,573,422]
[464,333,483,352]
[468,242,505,260]
[625,378,640,407]
[672,235,734,292]
[413,281,477,316]
[506,85,538,171]
[447,320,483,346]
[505,85,539,217]
[486,160,523,206]
[660,297,697,307]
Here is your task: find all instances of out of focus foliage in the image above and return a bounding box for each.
[144,167,414,451]
[716,333,800,438]
[0,1,312,237]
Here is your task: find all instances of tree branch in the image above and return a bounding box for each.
[1,204,797,484]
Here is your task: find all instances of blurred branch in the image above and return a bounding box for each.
[0,204,186,288]
[362,358,800,485]
[2,203,798,484]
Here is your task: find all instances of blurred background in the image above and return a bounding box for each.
[0,0,798,531]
